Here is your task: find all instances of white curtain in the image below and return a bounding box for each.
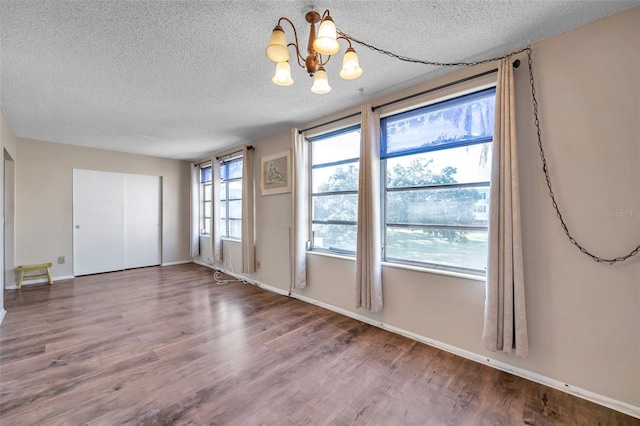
[291,128,309,290]
[241,146,256,273]
[356,104,383,313]
[482,57,528,358]
[190,163,200,257]
[211,157,222,264]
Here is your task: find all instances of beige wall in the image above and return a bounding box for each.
[193,134,292,290]
[15,138,191,279]
[216,8,639,410]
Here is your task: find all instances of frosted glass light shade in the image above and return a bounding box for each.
[311,67,331,94]
[272,62,294,86]
[339,48,363,80]
[313,16,339,56]
[266,26,290,62]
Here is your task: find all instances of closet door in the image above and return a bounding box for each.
[73,169,125,276]
[124,174,161,269]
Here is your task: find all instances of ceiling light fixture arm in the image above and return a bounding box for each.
[277,11,328,76]
[276,17,306,69]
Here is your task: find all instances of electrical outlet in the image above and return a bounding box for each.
[58,256,65,264]
[256,260,261,269]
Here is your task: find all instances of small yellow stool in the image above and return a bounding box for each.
[16,263,53,289]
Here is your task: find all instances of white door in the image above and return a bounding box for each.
[124,174,161,269]
[73,169,125,276]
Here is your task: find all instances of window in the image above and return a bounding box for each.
[200,165,212,235]
[309,126,361,254]
[219,157,243,239]
[381,87,496,274]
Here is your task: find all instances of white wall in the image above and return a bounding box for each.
[15,138,191,280]
[209,8,640,412]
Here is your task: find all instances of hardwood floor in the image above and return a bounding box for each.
[1,264,637,425]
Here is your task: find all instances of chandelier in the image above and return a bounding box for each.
[265,10,363,94]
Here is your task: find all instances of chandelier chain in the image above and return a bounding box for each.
[337,30,529,67]
[338,32,639,265]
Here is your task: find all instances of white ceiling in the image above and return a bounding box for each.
[1,1,638,161]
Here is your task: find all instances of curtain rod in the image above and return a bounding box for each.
[298,59,520,134]
[298,111,361,134]
[373,59,520,112]
[216,145,254,161]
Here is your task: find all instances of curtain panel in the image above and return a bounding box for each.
[241,146,256,273]
[190,163,200,257]
[482,57,528,358]
[291,128,309,290]
[356,104,383,313]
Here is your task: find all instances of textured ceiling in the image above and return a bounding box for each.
[1,1,638,161]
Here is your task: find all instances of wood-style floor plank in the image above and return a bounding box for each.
[1,263,637,425]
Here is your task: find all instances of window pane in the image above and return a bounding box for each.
[222,159,243,180]
[387,186,488,226]
[386,143,492,188]
[228,200,242,219]
[219,183,226,201]
[203,201,211,219]
[311,129,360,166]
[202,218,211,235]
[201,166,212,183]
[229,219,242,239]
[312,224,357,253]
[313,194,358,222]
[219,219,226,235]
[220,201,227,219]
[203,183,212,201]
[383,88,495,157]
[386,228,488,271]
[228,180,242,199]
[312,163,359,193]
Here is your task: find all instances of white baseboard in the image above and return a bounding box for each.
[289,292,639,419]
[5,275,75,290]
[161,260,192,266]
[0,309,6,326]
[190,260,639,419]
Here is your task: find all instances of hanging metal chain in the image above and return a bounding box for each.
[526,47,639,264]
[340,31,640,264]
[338,30,530,67]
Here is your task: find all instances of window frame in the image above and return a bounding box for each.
[199,163,212,236]
[308,124,361,256]
[219,156,243,240]
[380,86,496,275]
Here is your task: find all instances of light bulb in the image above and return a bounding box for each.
[339,48,363,80]
[272,62,294,86]
[313,16,340,56]
[266,26,290,62]
[311,67,331,94]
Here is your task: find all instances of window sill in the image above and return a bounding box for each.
[198,235,242,243]
[381,261,486,282]
[307,250,355,262]
[306,250,485,282]
[221,237,241,243]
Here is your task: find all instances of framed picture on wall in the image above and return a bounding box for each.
[261,150,291,195]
